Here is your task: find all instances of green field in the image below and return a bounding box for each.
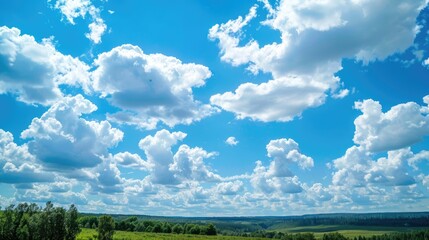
[277,225,426,239]
[77,226,426,240]
[77,228,267,240]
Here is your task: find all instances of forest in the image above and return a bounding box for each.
[1,202,429,240]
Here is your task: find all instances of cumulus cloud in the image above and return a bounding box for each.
[266,138,314,176]
[211,74,335,122]
[214,180,243,195]
[50,0,107,44]
[353,96,429,152]
[21,94,123,171]
[138,130,186,185]
[91,44,219,129]
[170,145,221,182]
[138,129,220,185]
[209,0,427,122]
[113,152,151,170]
[332,145,422,188]
[0,26,90,105]
[225,136,239,146]
[90,157,124,194]
[250,138,313,194]
[0,129,52,183]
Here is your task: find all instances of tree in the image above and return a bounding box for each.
[172,224,183,234]
[206,223,217,235]
[51,207,66,240]
[323,232,347,240]
[3,205,15,240]
[97,215,115,240]
[65,204,81,240]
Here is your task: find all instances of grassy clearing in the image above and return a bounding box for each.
[78,226,426,240]
[277,225,426,239]
[77,228,267,240]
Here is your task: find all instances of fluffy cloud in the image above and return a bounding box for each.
[0,129,52,183]
[138,130,220,185]
[250,138,313,194]
[353,96,429,152]
[211,75,334,122]
[266,138,314,176]
[209,0,427,122]
[332,145,422,187]
[21,94,123,171]
[91,44,219,129]
[225,136,239,146]
[113,152,151,170]
[90,157,124,194]
[51,0,107,44]
[214,180,243,195]
[0,26,90,105]
[170,145,221,182]
[138,130,186,185]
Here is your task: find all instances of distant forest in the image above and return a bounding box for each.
[1,202,429,240]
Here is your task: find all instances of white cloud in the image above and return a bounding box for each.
[90,157,124,194]
[0,129,52,183]
[209,0,427,122]
[170,145,221,182]
[51,0,107,44]
[225,136,239,146]
[0,26,90,105]
[214,180,243,195]
[266,138,314,176]
[211,74,335,122]
[250,138,313,194]
[353,96,429,152]
[21,94,123,171]
[138,130,221,185]
[113,152,151,170]
[332,146,419,187]
[138,130,186,185]
[85,18,106,44]
[92,44,219,129]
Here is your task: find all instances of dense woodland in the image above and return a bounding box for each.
[79,215,217,235]
[0,202,81,240]
[1,202,429,240]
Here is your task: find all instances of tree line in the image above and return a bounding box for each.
[281,216,429,227]
[79,215,217,235]
[218,229,429,240]
[0,202,80,240]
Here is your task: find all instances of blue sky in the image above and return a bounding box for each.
[0,0,429,216]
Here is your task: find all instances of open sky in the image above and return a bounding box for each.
[1,0,429,216]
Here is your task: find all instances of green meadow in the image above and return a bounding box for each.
[278,225,426,239]
[77,226,426,240]
[77,228,268,240]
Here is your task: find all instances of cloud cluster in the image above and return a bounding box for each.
[21,94,123,171]
[51,0,107,44]
[0,129,52,183]
[332,96,429,189]
[353,97,429,152]
[0,26,89,105]
[91,44,219,129]
[138,130,221,185]
[250,138,313,194]
[225,136,239,146]
[209,0,427,122]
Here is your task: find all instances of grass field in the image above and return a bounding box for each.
[277,225,426,239]
[77,228,267,240]
[77,226,426,240]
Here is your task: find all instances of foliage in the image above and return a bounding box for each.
[0,201,81,240]
[98,215,115,240]
[66,204,82,240]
